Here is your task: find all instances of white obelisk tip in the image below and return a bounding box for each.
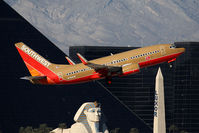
[156,67,163,80]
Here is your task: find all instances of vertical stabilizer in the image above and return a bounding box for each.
[153,67,166,133]
[15,42,60,84]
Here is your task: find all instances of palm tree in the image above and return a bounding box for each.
[58,123,67,133]
[169,124,179,133]
[129,128,139,133]
[180,130,188,133]
[24,126,33,133]
[19,127,24,133]
[38,123,52,133]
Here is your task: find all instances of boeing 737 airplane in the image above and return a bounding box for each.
[15,42,185,85]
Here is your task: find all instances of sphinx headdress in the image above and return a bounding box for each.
[74,101,100,122]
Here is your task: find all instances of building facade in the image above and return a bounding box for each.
[69,42,199,133]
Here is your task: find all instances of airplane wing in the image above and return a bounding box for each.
[86,62,122,73]
[77,53,122,75]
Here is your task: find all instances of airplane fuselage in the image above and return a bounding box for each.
[15,43,185,85]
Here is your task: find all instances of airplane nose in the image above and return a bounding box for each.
[179,48,185,53]
[182,48,185,53]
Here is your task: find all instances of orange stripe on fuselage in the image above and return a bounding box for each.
[16,47,61,84]
[25,62,41,76]
[24,62,55,84]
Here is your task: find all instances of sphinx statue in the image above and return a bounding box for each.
[51,101,109,133]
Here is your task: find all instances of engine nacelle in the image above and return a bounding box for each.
[120,63,140,76]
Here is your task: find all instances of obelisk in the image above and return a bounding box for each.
[153,67,166,133]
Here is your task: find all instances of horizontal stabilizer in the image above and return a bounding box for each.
[20,76,47,80]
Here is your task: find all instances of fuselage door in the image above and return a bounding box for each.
[160,46,166,55]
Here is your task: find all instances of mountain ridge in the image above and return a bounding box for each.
[4,0,199,54]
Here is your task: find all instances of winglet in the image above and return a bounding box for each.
[77,53,88,65]
[65,56,76,65]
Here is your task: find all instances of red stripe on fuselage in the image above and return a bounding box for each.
[16,47,61,84]
[139,52,183,68]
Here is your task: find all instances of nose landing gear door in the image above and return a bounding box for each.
[160,46,166,55]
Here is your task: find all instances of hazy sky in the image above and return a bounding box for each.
[4,0,199,54]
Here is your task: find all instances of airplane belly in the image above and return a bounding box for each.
[139,52,183,68]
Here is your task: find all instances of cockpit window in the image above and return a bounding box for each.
[170,44,176,49]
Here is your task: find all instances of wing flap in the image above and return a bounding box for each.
[76,53,122,75]
[87,62,121,72]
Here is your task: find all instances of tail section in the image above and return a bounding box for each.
[15,42,58,84]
